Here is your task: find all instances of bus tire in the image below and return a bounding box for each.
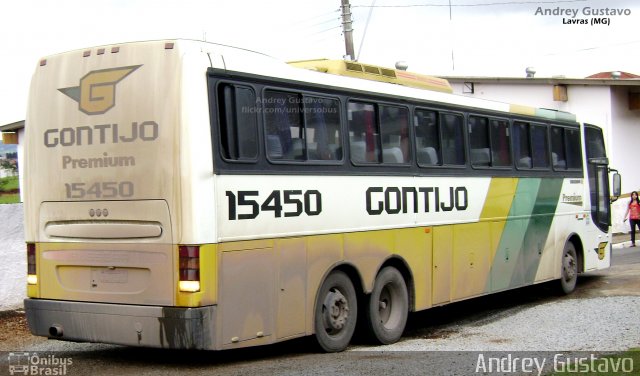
[366,266,408,345]
[559,241,578,294]
[314,270,357,352]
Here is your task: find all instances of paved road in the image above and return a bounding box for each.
[2,246,638,375]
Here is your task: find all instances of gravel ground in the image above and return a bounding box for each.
[353,296,640,352]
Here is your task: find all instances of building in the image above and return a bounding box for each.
[0,120,25,202]
[443,71,640,232]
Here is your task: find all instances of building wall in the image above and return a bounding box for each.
[609,87,640,232]
[450,82,570,112]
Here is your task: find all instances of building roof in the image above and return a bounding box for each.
[441,70,640,89]
[0,120,25,132]
[586,71,640,79]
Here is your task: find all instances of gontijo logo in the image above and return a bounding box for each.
[58,65,142,115]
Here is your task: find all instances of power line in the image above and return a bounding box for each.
[542,39,640,56]
[307,16,341,28]
[291,9,341,25]
[308,25,343,36]
[356,0,377,61]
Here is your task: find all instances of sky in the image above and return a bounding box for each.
[1,0,639,125]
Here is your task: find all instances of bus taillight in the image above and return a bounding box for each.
[27,243,37,285]
[178,245,200,292]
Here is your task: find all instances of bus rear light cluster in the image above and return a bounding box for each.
[178,245,200,292]
[27,243,37,285]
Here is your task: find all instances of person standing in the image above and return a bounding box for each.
[624,191,640,247]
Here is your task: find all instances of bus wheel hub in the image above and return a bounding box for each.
[324,289,349,330]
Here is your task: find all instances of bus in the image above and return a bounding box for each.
[23,39,620,352]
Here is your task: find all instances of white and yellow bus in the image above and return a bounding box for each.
[23,39,620,352]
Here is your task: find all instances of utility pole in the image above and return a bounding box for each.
[341,0,355,61]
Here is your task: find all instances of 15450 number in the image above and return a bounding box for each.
[226,190,322,220]
[65,181,134,199]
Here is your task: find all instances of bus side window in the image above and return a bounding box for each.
[304,97,342,161]
[380,105,410,164]
[348,102,380,163]
[218,84,258,161]
[440,113,465,166]
[550,126,566,169]
[513,121,532,169]
[469,116,490,167]
[490,119,511,167]
[531,124,549,168]
[565,128,582,169]
[264,91,303,161]
[414,109,440,166]
[551,126,582,170]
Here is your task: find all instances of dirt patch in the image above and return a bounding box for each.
[420,328,459,340]
[0,310,44,350]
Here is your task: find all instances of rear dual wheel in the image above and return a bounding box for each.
[314,267,409,351]
[314,271,358,352]
[365,266,409,345]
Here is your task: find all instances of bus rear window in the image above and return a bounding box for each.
[217,84,258,161]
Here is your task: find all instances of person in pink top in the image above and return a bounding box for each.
[624,191,640,247]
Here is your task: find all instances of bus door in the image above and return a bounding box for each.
[584,125,611,233]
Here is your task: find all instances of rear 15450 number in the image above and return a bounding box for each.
[226,190,322,220]
[65,181,134,199]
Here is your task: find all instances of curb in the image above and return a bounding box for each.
[613,241,632,250]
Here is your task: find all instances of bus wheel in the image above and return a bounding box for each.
[314,270,357,352]
[560,242,578,294]
[366,266,408,345]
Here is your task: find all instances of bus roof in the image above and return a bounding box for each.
[34,39,577,124]
[287,59,453,94]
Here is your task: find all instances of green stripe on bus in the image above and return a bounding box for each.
[516,178,564,285]
[489,178,541,292]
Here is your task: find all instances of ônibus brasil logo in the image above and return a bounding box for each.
[58,65,142,115]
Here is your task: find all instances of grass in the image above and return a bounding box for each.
[0,175,19,204]
[0,175,19,190]
[0,193,19,204]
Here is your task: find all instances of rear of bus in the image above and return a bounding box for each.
[23,40,218,349]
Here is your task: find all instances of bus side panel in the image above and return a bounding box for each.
[451,223,491,301]
[393,227,432,311]
[432,226,453,305]
[275,237,307,340]
[218,240,275,348]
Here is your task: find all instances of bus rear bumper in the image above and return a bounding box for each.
[24,299,217,350]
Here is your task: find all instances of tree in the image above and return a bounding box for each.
[0,158,18,174]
